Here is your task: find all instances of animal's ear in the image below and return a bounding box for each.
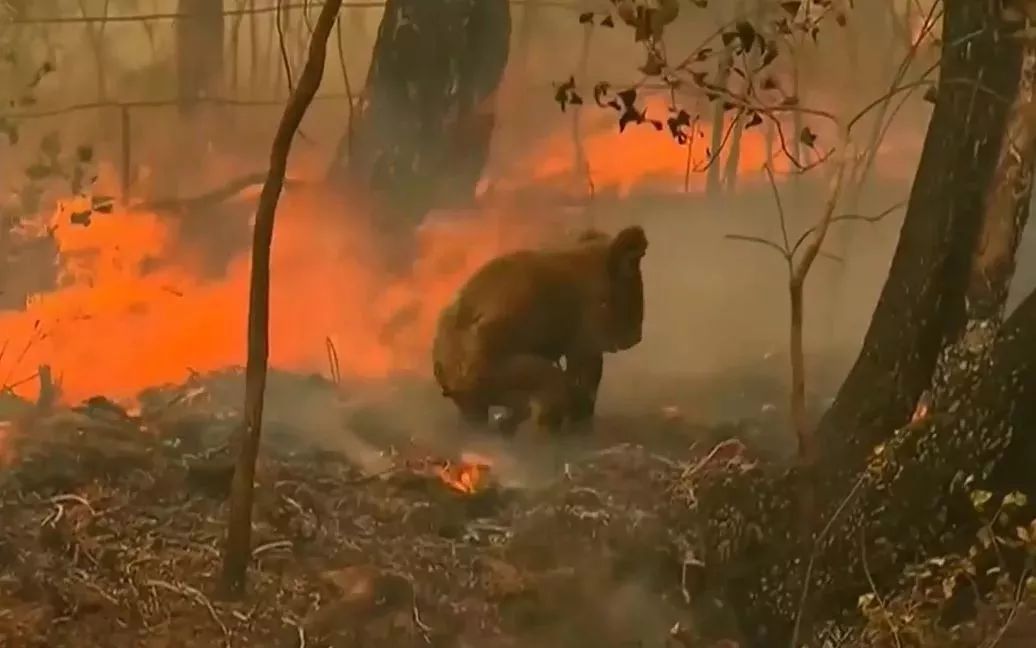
[607,226,647,276]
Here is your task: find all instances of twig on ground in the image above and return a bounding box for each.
[50,493,97,515]
[859,525,903,648]
[145,578,229,640]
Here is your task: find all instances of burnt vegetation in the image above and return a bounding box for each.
[2,0,1036,647]
[553,0,1036,645]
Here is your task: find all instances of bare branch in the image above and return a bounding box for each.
[694,109,744,173]
[332,13,356,165]
[764,162,790,253]
[276,0,294,93]
[791,200,909,259]
[791,125,852,286]
[847,75,938,134]
[724,234,792,262]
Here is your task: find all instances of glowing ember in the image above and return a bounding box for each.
[0,159,548,404]
[911,401,929,423]
[438,451,493,494]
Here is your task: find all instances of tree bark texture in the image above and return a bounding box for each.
[686,6,1034,645]
[814,3,1024,481]
[177,0,226,113]
[697,285,1036,645]
[342,0,511,232]
[220,0,342,598]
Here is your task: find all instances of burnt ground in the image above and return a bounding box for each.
[0,361,837,648]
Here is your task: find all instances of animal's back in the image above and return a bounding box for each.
[432,240,607,396]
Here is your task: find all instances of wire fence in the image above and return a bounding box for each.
[3,1,594,206]
[9,0,580,25]
[3,93,352,120]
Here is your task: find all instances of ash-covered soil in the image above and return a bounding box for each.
[0,364,832,648]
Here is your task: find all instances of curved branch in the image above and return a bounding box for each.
[724,233,792,264]
[790,199,908,259]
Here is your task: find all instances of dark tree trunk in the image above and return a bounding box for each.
[688,5,1034,645]
[814,2,1024,480]
[177,0,226,113]
[336,0,511,235]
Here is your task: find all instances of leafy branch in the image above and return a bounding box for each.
[553,1,948,186]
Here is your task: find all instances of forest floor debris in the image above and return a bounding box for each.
[8,363,1029,646]
[0,367,780,648]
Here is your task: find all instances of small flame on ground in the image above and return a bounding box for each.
[911,401,929,423]
[438,451,493,494]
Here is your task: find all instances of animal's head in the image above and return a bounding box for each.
[598,225,647,352]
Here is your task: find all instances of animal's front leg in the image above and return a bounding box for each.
[453,396,490,431]
[565,352,603,425]
[490,354,570,436]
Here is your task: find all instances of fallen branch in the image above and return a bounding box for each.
[135,172,303,213]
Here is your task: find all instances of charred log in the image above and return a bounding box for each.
[338,0,511,234]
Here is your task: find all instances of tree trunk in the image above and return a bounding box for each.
[700,284,1036,646]
[177,0,226,112]
[340,0,511,239]
[569,24,593,198]
[706,46,733,198]
[813,2,1024,477]
[76,0,111,102]
[249,0,259,96]
[689,5,1032,644]
[229,0,246,96]
[220,0,343,598]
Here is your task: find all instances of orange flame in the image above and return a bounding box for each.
[498,96,793,197]
[0,160,555,404]
[438,451,493,494]
[911,401,929,423]
[0,94,850,406]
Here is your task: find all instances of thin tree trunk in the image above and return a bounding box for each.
[722,0,751,194]
[572,24,593,199]
[230,0,245,96]
[249,0,258,96]
[77,0,111,102]
[723,112,744,193]
[177,0,226,112]
[220,0,343,598]
[706,46,733,197]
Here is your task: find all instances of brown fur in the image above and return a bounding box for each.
[432,225,647,434]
